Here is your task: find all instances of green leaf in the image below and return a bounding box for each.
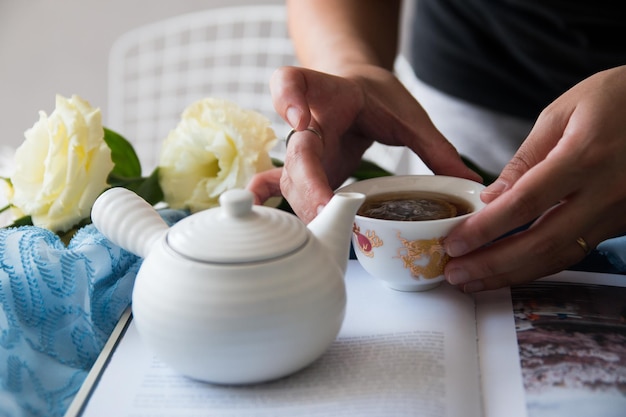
[104,127,142,178]
[270,158,390,181]
[106,173,145,189]
[102,128,163,206]
[6,215,33,228]
[106,169,164,207]
[133,168,164,206]
[351,159,393,181]
[275,197,294,214]
[461,155,498,185]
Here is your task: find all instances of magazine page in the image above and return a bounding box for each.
[72,260,483,417]
[475,287,528,417]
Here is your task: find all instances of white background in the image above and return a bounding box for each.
[0,0,280,150]
[0,0,413,152]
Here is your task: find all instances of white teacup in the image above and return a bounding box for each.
[337,175,486,291]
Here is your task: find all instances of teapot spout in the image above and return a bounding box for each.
[307,192,365,275]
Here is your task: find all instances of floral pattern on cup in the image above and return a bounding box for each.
[338,176,486,291]
[395,233,449,280]
[352,223,383,258]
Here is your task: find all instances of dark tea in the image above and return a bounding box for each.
[357,191,472,221]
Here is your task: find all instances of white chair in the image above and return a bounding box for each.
[107,5,297,173]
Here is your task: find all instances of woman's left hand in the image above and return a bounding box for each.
[444,65,626,292]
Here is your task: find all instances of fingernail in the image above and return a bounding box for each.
[445,239,469,257]
[286,106,300,128]
[462,280,485,293]
[482,180,507,197]
[445,267,470,285]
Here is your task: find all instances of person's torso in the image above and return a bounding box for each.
[409,0,626,119]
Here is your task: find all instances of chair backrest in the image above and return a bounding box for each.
[107,5,296,172]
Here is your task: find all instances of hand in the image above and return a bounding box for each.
[444,65,626,292]
[247,65,481,222]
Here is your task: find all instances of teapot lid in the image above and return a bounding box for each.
[166,189,308,263]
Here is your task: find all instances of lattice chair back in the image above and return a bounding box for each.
[107,5,296,172]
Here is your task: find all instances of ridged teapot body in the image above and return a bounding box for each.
[133,234,346,384]
[91,188,365,384]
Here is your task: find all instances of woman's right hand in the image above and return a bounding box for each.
[247,65,481,223]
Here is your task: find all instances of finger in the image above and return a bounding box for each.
[481,106,572,203]
[446,196,596,292]
[270,66,362,133]
[386,106,483,181]
[272,65,483,184]
[353,80,482,182]
[280,128,334,223]
[270,67,312,130]
[246,167,283,205]
[445,139,586,258]
[415,128,484,182]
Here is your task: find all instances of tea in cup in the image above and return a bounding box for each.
[337,175,486,291]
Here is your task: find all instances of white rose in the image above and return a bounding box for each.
[9,95,114,232]
[159,98,277,212]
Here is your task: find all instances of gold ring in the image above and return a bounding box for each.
[285,127,323,148]
[576,236,592,255]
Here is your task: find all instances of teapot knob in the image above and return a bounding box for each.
[219,189,254,218]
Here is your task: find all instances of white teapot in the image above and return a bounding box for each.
[91,187,364,384]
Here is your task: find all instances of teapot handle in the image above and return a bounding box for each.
[91,187,169,258]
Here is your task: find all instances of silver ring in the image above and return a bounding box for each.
[285,127,323,148]
[576,236,592,255]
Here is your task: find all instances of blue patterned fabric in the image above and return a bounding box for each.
[0,210,187,417]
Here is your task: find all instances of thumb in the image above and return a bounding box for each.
[481,112,566,203]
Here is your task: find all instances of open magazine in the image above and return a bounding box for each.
[65,261,626,417]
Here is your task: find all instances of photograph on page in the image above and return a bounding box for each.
[511,280,626,417]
